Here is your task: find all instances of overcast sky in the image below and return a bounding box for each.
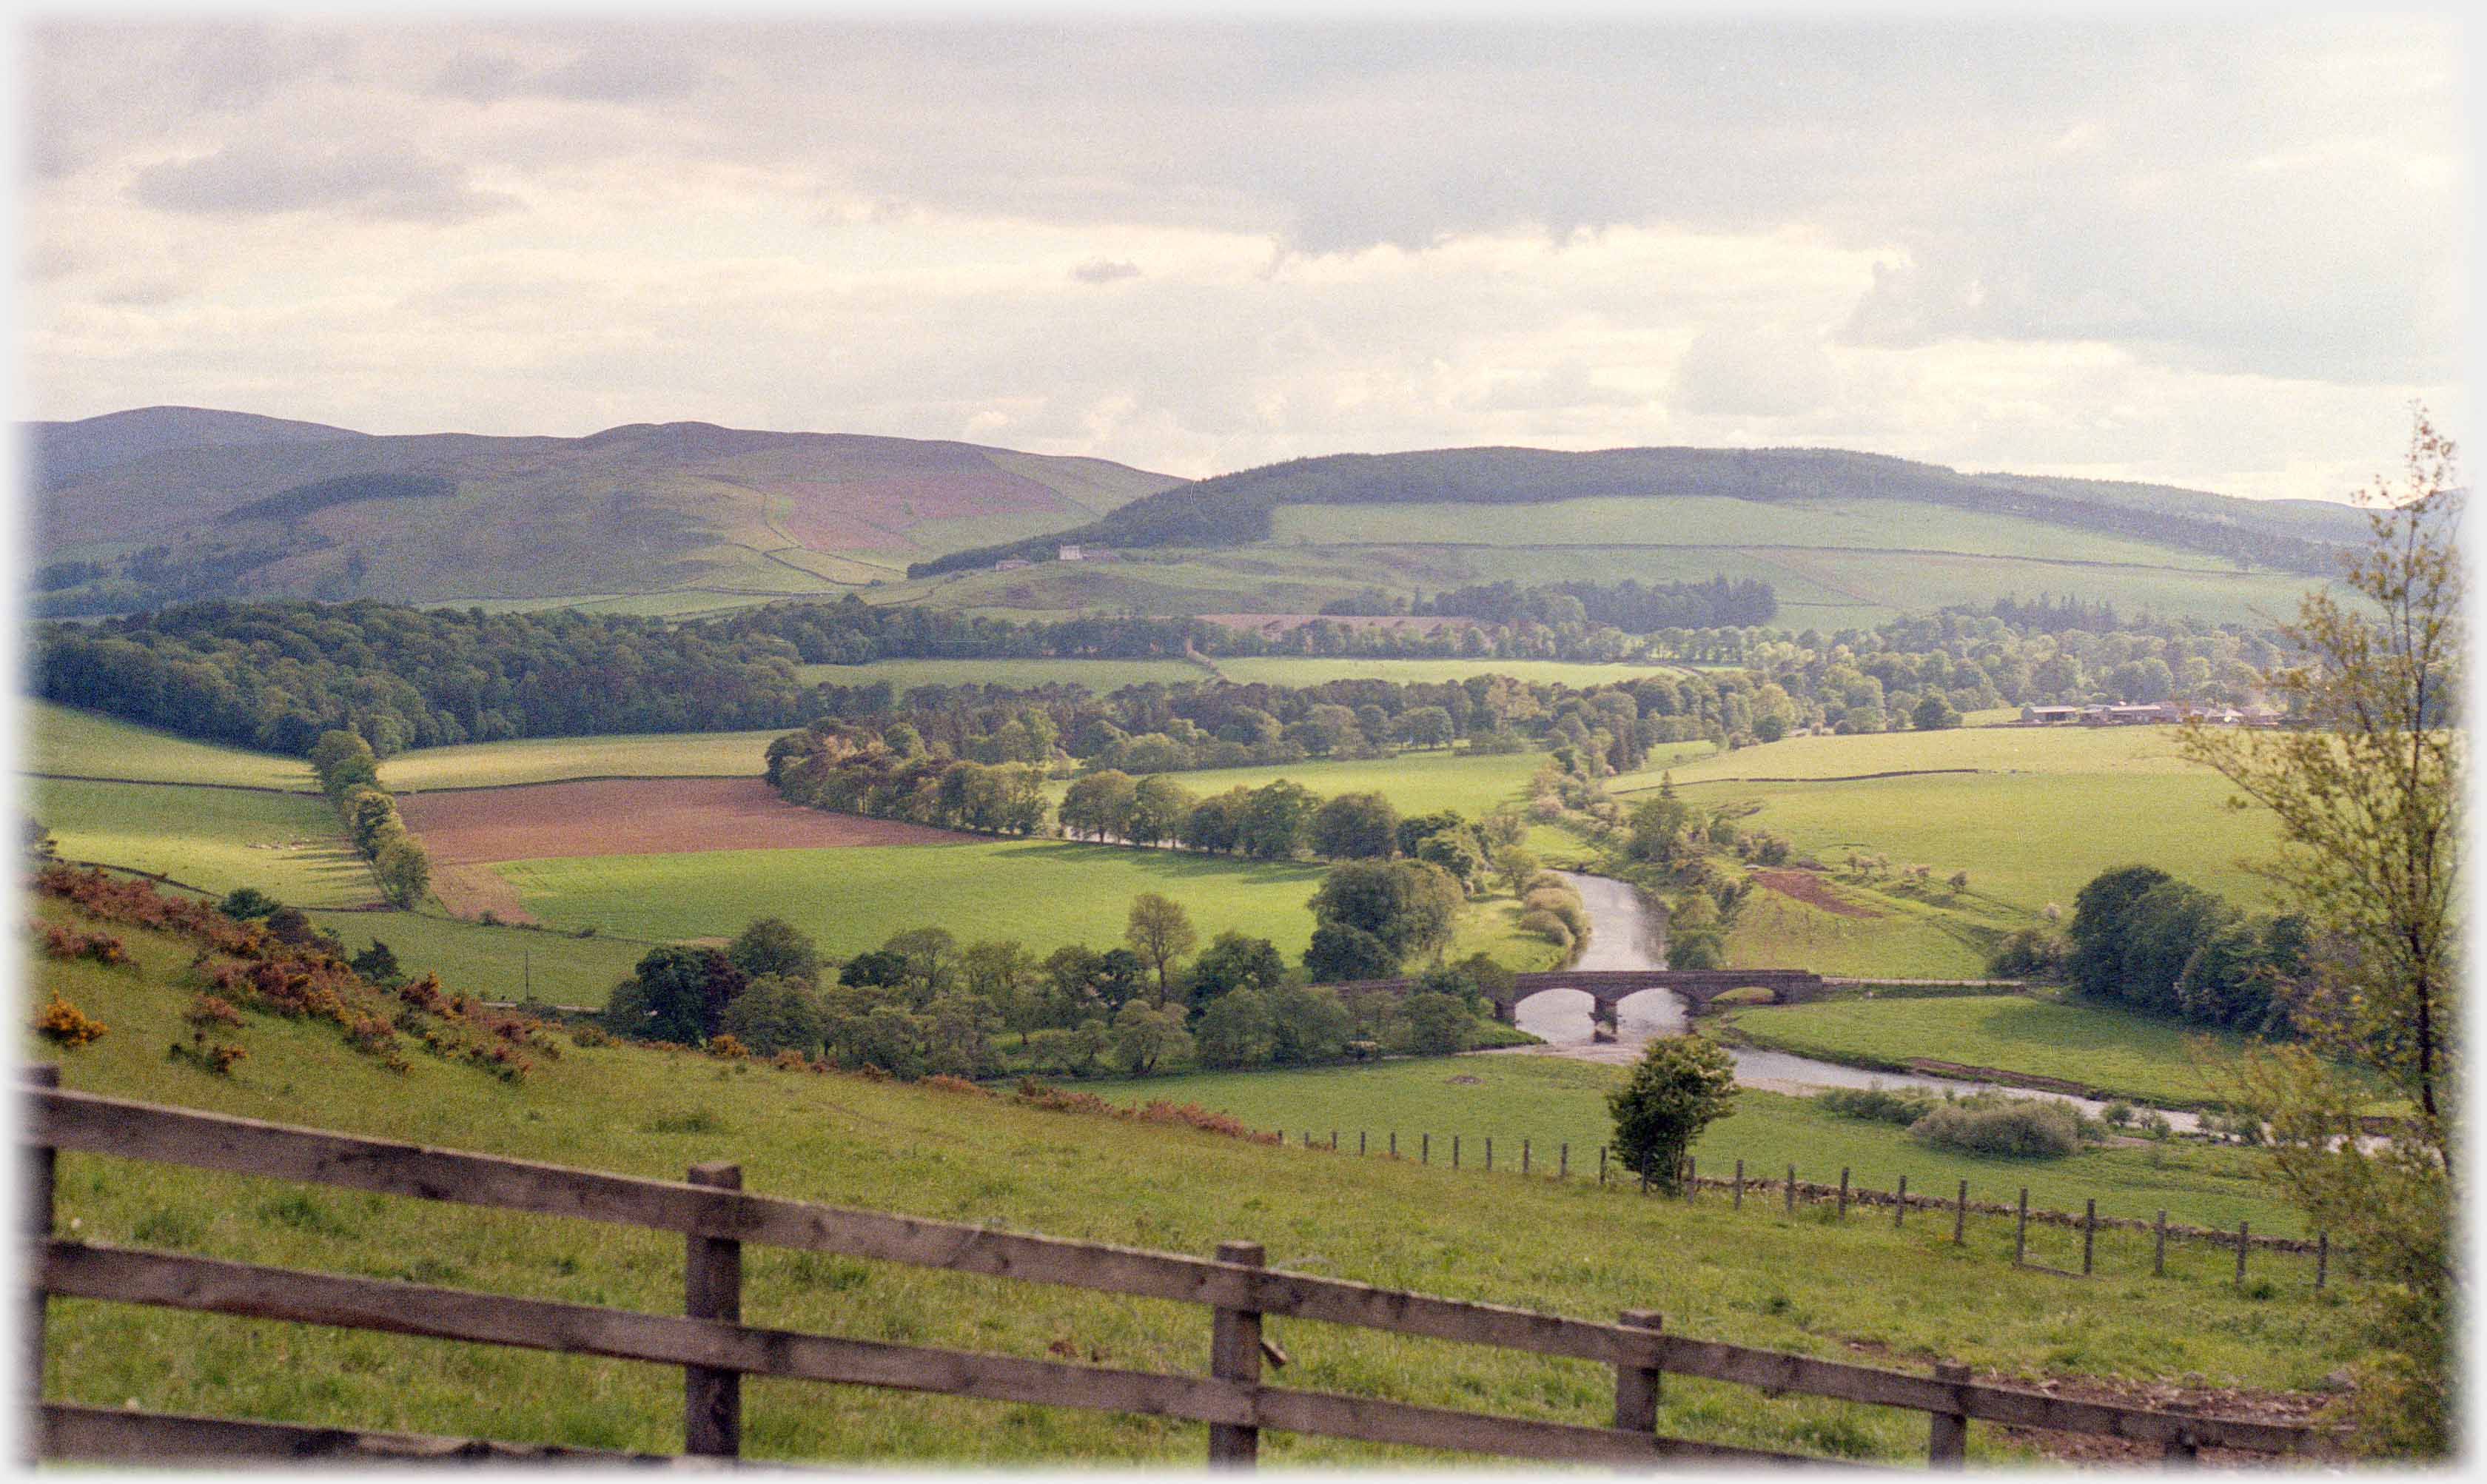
[16,13,2469,500]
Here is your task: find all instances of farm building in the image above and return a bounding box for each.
[1057,545,1084,561]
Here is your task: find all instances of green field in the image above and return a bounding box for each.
[303,910,652,1008]
[1114,1054,2308,1237]
[1052,749,1551,821]
[489,839,1332,968]
[1625,722,2226,787]
[796,657,1209,692]
[1212,657,1704,688]
[1717,996,2259,1111]
[32,777,373,907]
[30,906,2353,1465]
[380,730,785,792]
[20,702,313,790]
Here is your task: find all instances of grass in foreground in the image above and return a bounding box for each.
[30,910,2355,1465]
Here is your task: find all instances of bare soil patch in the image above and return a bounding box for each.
[400,778,976,867]
[1753,868,1884,919]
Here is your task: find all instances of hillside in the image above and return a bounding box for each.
[907,446,2363,631]
[29,891,2346,1465]
[27,410,1186,614]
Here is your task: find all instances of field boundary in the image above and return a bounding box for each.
[26,1074,2326,1468]
[21,771,318,797]
[389,771,759,796]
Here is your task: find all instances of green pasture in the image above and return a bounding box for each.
[19,702,312,790]
[1699,772,2278,919]
[1271,495,2241,571]
[1716,997,2259,1112]
[30,776,373,908]
[1618,722,2224,789]
[1212,657,1702,688]
[303,910,651,1008]
[28,912,2354,1465]
[488,839,1332,970]
[1050,749,1548,821]
[1724,879,2005,981]
[795,657,1209,692]
[1115,1055,2307,1238]
[380,730,783,792]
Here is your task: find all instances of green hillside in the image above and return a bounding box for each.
[29,900,2351,1465]
[30,413,1184,614]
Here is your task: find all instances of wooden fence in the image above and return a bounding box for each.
[24,1070,2329,1468]
[1267,1127,2331,1288]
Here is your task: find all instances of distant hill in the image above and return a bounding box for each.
[24,405,366,489]
[916,446,2373,581]
[25,412,1186,615]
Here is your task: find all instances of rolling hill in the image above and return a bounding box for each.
[907,446,2369,631]
[27,409,1186,615]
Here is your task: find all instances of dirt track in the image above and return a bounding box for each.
[398,778,974,865]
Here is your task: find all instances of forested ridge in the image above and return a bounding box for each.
[913,445,2363,577]
[31,592,2292,763]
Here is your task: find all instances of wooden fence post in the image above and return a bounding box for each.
[2235,1222,2249,1287]
[1522,1139,1530,1176]
[1329,1130,1338,1152]
[1561,1143,1569,1180]
[1207,1239,1266,1467]
[1358,1131,1366,1157]
[1894,1174,1907,1230]
[682,1161,743,1461]
[1785,1164,1796,1216]
[25,1064,58,1456]
[1599,1146,1608,1185]
[1612,1311,1664,1434]
[1389,1131,1397,1159]
[1733,1158,1745,1211]
[2316,1232,2329,1290]
[2082,1200,2096,1276]
[1927,1360,1970,1468]
[1953,1181,1967,1246]
[2154,1211,2167,1277]
[2015,1188,2028,1266]
[1837,1167,1850,1219]
[1422,1133,1429,1165]
[2161,1401,2200,1466]
[1484,1137,1491,1172]
[1454,1135,1460,1169]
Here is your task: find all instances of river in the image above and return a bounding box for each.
[1500,871,2204,1131]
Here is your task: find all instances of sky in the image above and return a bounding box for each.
[14,12,2471,502]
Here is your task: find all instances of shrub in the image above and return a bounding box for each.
[919,1073,990,1098]
[1816,1083,1938,1127]
[2102,1099,2136,1127]
[705,1033,751,1061]
[33,992,107,1048]
[1909,1095,2084,1158]
[569,1024,611,1049]
[1516,907,1574,950]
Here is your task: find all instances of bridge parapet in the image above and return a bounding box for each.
[1309,968,1825,1023]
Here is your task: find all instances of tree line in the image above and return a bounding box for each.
[308,730,430,909]
[594,880,1520,1080]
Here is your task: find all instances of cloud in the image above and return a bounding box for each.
[431,35,707,102]
[1668,324,1839,420]
[128,141,517,223]
[1069,258,1141,284]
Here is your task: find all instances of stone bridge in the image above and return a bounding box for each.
[1317,968,1826,1026]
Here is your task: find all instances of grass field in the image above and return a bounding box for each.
[380,731,784,792]
[1716,997,2259,1111]
[1724,878,2007,980]
[1212,657,1704,688]
[1622,722,2228,787]
[31,777,374,908]
[29,907,2355,1465]
[1051,750,1551,821]
[1112,1054,2309,1238]
[488,839,1332,967]
[19,702,313,790]
[303,910,652,1007]
[795,657,1209,692]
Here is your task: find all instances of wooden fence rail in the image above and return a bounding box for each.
[24,1075,2326,1468]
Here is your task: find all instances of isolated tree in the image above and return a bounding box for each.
[2175,412,2461,1456]
[349,940,401,985]
[219,887,280,921]
[1607,1035,1738,1193]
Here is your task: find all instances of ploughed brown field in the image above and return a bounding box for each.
[399,778,971,865]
